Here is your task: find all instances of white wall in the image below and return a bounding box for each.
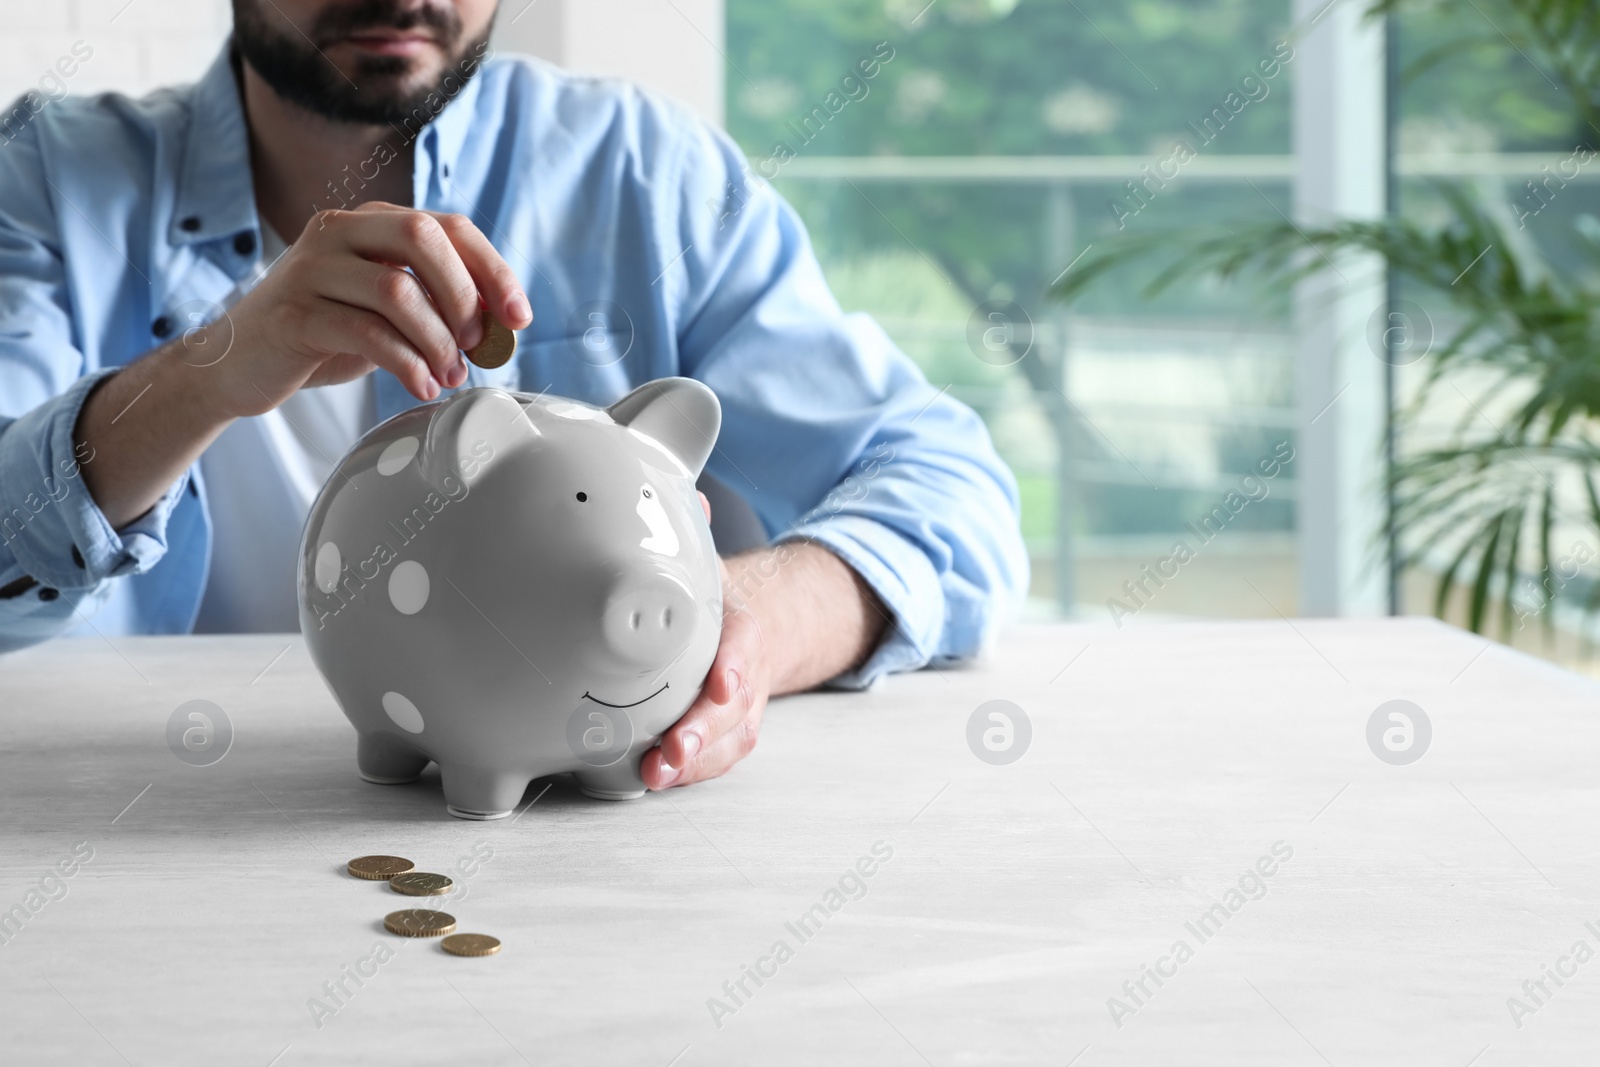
[492,0,725,125]
[0,0,231,104]
[0,0,725,125]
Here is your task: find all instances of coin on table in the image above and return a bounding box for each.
[385,909,457,938]
[348,855,415,881]
[441,933,502,957]
[389,871,454,896]
[466,307,517,369]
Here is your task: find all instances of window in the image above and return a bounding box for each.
[1390,5,1600,665]
[727,0,1300,622]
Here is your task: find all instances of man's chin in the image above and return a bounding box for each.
[364,61,466,97]
[235,17,489,128]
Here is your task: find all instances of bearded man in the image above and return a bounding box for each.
[0,1,1027,789]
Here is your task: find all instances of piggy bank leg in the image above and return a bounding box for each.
[573,762,648,801]
[357,733,429,785]
[440,765,530,820]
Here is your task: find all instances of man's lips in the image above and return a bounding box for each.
[334,30,440,57]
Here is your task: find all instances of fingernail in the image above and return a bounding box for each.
[656,761,680,788]
[506,289,531,326]
[424,378,440,400]
[725,668,739,700]
[461,316,484,350]
[681,731,701,763]
[449,359,468,388]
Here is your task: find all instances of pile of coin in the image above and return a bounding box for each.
[347,854,501,957]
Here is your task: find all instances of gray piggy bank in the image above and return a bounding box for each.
[297,378,724,819]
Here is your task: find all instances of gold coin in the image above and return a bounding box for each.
[466,307,517,369]
[389,872,454,896]
[441,933,502,957]
[385,909,457,938]
[348,855,415,881]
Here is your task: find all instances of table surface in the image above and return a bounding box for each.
[1,618,1596,1066]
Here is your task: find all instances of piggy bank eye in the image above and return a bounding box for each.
[641,487,652,499]
[575,492,588,502]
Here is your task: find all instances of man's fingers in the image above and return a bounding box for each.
[323,209,486,352]
[672,716,762,787]
[358,203,530,331]
[316,260,466,390]
[314,302,437,400]
[642,683,763,790]
[425,211,532,331]
[657,668,746,774]
[656,613,760,771]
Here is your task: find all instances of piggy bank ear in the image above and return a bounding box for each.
[424,387,539,487]
[607,377,721,478]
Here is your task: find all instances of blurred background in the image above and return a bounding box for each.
[6,0,1597,671]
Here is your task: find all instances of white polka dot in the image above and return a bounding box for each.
[388,560,430,615]
[376,436,420,476]
[382,691,425,734]
[314,541,341,593]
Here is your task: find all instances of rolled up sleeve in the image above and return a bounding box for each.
[0,123,188,650]
[0,368,191,588]
[656,106,1030,688]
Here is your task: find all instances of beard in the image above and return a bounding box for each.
[232,0,491,126]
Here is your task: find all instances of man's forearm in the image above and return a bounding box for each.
[721,541,888,694]
[76,343,234,529]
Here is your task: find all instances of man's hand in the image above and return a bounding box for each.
[212,201,532,417]
[639,559,770,790]
[640,497,889,790]
[76,202,530,529]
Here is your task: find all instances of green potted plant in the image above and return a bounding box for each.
[1054,0,1600,638]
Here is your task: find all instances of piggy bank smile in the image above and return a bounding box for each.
[583,684,669,709]
[298,378,725,819]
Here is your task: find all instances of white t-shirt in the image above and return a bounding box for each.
[193,224,377,633]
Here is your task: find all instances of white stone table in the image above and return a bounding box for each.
[0,618,1594,1065]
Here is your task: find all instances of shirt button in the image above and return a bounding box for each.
[442,164,451,178]
[152,315,173,338]
[38,587,60,602]
[180,215,201,232]
[234,231,256,256]
[71,545,85,568]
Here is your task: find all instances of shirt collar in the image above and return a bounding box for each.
[171,41,490,249]
[403,45,488,202]
[169,45,258,249]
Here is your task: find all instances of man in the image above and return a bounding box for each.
[0,0,1028,790]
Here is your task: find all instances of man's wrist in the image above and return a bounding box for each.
[75,340,237,529]
[721,541,888,695]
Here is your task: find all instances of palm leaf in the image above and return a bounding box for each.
[1051,0,1600,636]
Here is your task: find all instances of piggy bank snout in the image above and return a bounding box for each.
[600,574,697,665]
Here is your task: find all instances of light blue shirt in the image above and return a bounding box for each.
[0,45,1028,686]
